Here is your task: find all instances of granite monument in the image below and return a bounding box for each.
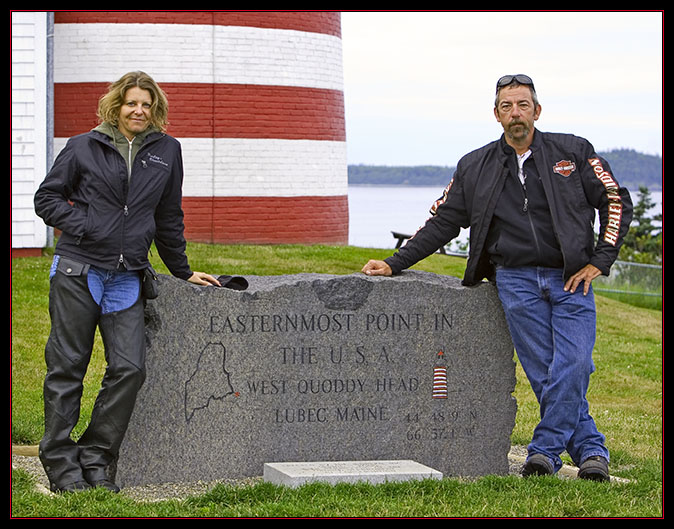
[115,271,516,487]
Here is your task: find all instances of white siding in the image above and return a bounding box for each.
[11,11,50,250]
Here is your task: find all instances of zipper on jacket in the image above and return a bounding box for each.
[118,204,130,269]
[126,137,134,181]
[93,131,161,270]
[519,172,543,262]
[116,137,152,269]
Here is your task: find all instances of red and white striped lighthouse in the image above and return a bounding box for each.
[53,11,348,245]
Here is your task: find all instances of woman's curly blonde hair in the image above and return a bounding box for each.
[97,71,169,132]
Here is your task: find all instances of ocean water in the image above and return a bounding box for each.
[347,185,468,250]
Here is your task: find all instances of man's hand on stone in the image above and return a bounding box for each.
[361,260,392,277]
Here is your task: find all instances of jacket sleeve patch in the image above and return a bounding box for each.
[429,178,454,216]
[588,157,622,246]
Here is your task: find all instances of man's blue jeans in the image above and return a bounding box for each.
[494,266,609,472]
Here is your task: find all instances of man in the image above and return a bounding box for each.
[34,71,220,493]
[362,74,632,482]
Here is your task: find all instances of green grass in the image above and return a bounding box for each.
[11,243,662,518]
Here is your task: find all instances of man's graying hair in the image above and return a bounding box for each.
[494,81,540,108]
[97,71,169,132]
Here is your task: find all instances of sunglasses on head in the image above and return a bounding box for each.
[496,74,535,93]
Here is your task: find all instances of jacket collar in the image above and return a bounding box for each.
[498,128,542,158]
[92,122,161,144]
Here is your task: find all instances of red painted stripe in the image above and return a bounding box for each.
[54,11,341,37]
[182,195,349,245]
[12,248,43,258]
[53,83,102,138]
[54,83,345,140]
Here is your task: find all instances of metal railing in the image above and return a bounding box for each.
[593,260,662,299]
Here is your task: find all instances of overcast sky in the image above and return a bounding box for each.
[341,11,663,167]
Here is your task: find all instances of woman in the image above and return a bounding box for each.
[34,71,219,493]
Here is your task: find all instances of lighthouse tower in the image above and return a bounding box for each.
[52,11,348,245]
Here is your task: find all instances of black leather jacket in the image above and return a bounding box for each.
[386,130,633,286]
[34,129,193,279]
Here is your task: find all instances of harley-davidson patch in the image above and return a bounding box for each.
[553,160,576,177]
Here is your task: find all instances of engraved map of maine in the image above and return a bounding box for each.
[184,342,236,422]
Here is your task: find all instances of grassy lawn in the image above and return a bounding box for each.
[11,243,662,518]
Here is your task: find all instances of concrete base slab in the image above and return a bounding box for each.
[263,460,443,488]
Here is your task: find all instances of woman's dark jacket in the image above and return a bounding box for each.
[34,128,193,279]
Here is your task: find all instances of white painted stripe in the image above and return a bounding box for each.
[53,23,343,90]
[53,137,348,198]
